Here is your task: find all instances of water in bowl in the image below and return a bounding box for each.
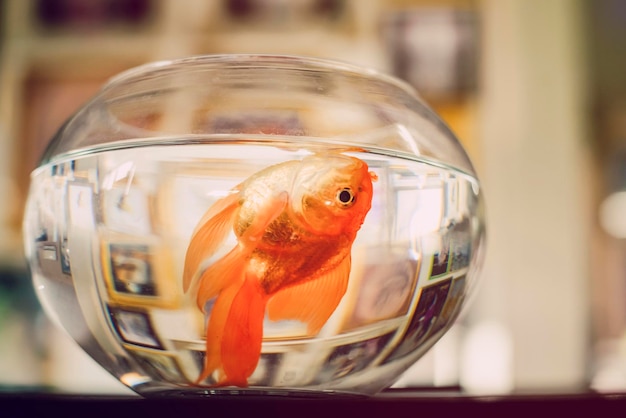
[23,135,483,396]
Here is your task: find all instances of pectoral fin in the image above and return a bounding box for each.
[267,255,351,335]
[183,192,240,293]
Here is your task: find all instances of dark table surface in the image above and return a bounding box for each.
[2,387,626,418]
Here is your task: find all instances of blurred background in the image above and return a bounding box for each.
[0,0,625,396]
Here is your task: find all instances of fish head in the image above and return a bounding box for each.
[291,153,376,236]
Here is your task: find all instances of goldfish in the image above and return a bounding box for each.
[182,151,376,387]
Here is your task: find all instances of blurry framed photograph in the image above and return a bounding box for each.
[108,243,156,296]
[52,160,75,178]
[430,275,467,336]
[220,0,346,28]
[382,278,451,364]
[339,249,417,332]
[36,242,66,282]
[100,238,180,308]
[127,347,186,384]
[429,248,450,278]
[60,237,71,275]
[39,243,58,263]
[108,306,162,349]
[449,229,472,272]
[34,0,154,31]
[314,332,395,383]
[383,7,478,99]
[249,353,281,386]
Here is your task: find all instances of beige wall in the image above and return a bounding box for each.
[475,0,591,390]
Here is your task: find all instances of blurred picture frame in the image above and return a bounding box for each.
[314,332,395,383]
[219,0,347,30]
[126,346,187,384]
[33,0,155,32]
[338,247,418,333]
[108,305,163,349]
[109,243,156,296]
[60,237,71,275]
[382,278,451,364]
[248,352,281,386]
[35,242,67,282]
[429,246,450,279]
[429,274,467,336]
[100,238,180,308]
[449,228,472,272]
[383,7,478,100]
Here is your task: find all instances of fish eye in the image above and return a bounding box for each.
[336,188,355,207]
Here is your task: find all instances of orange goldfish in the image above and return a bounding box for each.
[182,152,376,387]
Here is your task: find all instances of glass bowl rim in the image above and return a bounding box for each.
[102,53,419,97]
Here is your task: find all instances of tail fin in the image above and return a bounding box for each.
[196,273,268,387]
[196,282,240,384]
[219,275,268,387]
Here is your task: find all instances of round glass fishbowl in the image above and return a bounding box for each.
[23,54,485,397]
